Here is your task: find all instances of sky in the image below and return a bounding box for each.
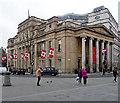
[0,0,119,48]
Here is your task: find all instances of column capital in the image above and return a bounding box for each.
[102,40,106,43]
[96,38,100,41]
[80,35,87,38]
[89,37,94,40]
[107,41,110,44]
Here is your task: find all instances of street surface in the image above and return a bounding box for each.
[2,73,118,102]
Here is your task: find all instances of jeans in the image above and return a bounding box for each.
[78,77,82,83]
[37,76,41,85]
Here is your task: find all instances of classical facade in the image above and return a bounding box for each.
[7,6,119,73]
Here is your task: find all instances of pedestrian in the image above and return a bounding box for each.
[82,68,88,85]
[113,67,118,82]
[78,69,82,84]
[103,68,105,75]
[36,66,43,86]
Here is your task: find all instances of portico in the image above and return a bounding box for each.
[75,26,114,72]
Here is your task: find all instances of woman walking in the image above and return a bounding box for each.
[36,66,43,86]
[82,68,88,85]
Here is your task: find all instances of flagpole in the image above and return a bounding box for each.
[28,9,30,18]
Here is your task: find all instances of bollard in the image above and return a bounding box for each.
[3,72,11,86]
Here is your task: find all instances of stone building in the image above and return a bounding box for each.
[7,6,119,73]
[0,47,7,67]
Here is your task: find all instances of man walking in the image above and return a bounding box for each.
[36,66,43,86]
[113,68,118,82]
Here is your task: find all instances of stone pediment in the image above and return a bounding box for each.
[86,25,114,37]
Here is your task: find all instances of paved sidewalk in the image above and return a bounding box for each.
[24,72,113,78]
[2,76,118,101]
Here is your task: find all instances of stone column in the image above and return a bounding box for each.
[109,43,112,71]
[107,41,110,70]
[34,43,38,70]
[101,40,105,70]
[13,49,16,68]
[82,37,86,69]
[45,41,49,67]
[24,47,27,70]
[96,39,99,72]
[111,43,114,70]
[89,38,93,72]
[52,38,56,67]
[21,47,23,68]
[7,49,9,71]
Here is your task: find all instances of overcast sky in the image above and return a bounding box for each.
[0,0,119,48]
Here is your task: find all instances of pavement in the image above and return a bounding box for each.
[12,71,113,78]
[1,72,119,102]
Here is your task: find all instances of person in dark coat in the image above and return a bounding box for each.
[113,68,118,82]
[78,69,82,84]
[103,68,105,75]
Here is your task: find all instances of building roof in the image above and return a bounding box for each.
[58,13,88,21]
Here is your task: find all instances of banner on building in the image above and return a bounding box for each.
[25,51,29,59]
[10,55,13,60]
[21,53,24,59]
[102,48,106,55]
[41,50,46,59]
[93,47,96,63]
[14,54,17,60]
[49,48,54,58]
[2,56,6,61]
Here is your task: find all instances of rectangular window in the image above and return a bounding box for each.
[58,40,61,52]
[27,31,29,40]
[49,41,52,48]
[42,60,44,68]
[58,59,61,72]
[42,43,44,50]
[20,33,22,41]
[23,32,25,40]
[32,45,34,54]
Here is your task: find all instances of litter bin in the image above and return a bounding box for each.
[3,72,11,86]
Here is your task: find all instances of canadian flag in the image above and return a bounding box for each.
[14,54,17,59]
[2,56,6,61]
[21,53,24,59]
[102,48,106,55]
[41,50,46,59]
[49,48,54,58]
[25,51,29,59]
[10,55,13,60]
[118,53,120,57]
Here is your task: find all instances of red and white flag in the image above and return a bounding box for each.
[14,54,17,60]
[41,50,46,59]
[21,53,24,59]
[25,51,29,59]
[10,55,13,60]
[2,56,6,61]
[49,48,54,58]
[102,48,106,55]
[118,53,120,57]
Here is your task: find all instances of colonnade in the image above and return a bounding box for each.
[81,36,113,72]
